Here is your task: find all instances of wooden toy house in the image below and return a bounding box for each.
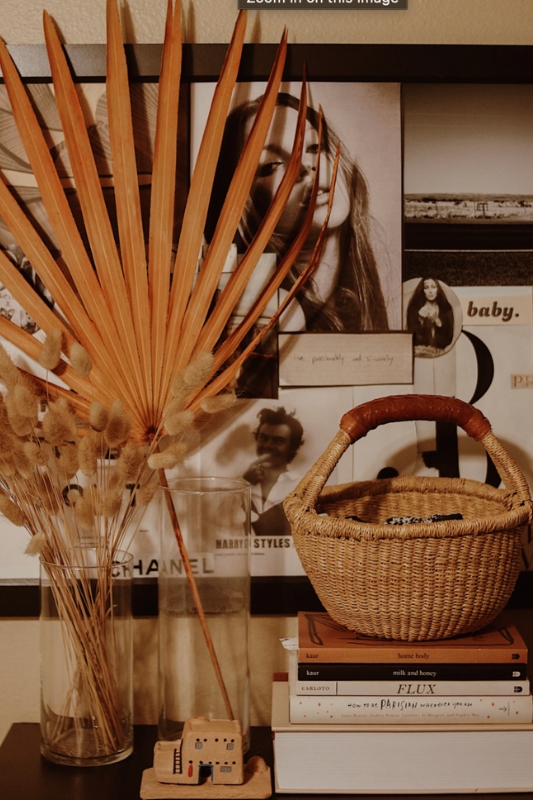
[153,718,244,786]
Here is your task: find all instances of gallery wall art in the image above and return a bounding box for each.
[0,43,532,615]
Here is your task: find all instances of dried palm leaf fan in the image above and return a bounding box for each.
[0,0,338,721]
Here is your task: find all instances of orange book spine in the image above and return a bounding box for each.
[298,645,527,664]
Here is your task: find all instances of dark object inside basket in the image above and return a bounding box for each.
[344,513,464,525]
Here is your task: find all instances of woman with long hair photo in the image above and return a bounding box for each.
[206,92,390,334]
[406,277,455,356]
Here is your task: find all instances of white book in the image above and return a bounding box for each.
[292,679,531,696]
[289,689,533,725]
[272,680,533,794]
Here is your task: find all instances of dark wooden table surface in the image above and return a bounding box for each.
[0,723,276,800]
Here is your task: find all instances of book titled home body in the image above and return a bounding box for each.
[297,611,528,664]
[271,679,533,794]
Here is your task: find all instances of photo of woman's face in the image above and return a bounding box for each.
[246,105,351,238]
[423,279,438,302]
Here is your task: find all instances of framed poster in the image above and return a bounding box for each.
[0,43,532,618]
[190,78,402,400]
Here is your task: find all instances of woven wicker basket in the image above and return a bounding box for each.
[284,394,532,641]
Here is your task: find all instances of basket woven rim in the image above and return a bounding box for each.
[285,474,532,542]
[320,474,516,497]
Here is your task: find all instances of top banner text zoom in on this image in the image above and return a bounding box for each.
[238,0,407,10]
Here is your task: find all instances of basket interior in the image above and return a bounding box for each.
[319,491,505,524]
[314,476,523,537]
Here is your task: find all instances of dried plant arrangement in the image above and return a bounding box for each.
[0,0,338,762]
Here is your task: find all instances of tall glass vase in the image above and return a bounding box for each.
[158,477,251,748]
[40,549,133,766]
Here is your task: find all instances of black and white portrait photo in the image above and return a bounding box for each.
[241,405,305,539]
[404,277,462,358]
[196,386,353,577]
[192,80,402,398]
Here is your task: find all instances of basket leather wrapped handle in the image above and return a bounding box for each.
[290,394,531,511]
[340,394,491,444]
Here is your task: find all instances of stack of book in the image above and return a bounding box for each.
[293,610,531,723]
[272,611,533,793]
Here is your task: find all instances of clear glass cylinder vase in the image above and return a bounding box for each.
[40,549,133,766]
[158,477,251,748]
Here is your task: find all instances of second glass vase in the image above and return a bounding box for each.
[158,477,251,748]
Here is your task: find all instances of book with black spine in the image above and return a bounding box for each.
[297,661,528,682]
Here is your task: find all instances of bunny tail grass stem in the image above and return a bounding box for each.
[157,467,235,721]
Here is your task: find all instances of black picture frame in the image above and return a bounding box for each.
[1,42,532,617]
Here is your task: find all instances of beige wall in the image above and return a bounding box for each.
[0,0,533,44]
[1,0,532,748]
[0,615,297,746]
